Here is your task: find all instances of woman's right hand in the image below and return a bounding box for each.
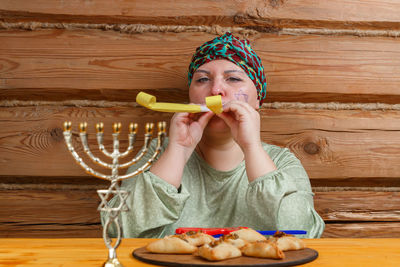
[150,111,213,188]
[168,111,214,161]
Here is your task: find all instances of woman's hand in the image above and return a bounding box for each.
[217,100,277,182]
[150,110,214,188]
[168,111,214,161]
[216,100,261,152]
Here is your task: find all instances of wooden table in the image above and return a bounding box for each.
[0,238,399,266]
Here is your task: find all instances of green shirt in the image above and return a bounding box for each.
[103,138,325,238]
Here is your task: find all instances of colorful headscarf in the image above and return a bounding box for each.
[188,32,267,106]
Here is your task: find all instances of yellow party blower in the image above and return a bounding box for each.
[136,92,223,114]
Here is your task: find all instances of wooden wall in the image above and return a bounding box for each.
[1,0,400,238]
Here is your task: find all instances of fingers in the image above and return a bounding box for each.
[218,101,255,121]
[170,111,214,136]
[170,112,190,126]
[222,100,255,116]
[217,100,260,133]
[172,112,190,121]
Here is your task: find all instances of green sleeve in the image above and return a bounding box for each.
[101,139,190,238]
[246,146,325,238]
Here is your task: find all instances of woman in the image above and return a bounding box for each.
[104,33,325,238]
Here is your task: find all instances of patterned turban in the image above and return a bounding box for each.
[188,32,267,106]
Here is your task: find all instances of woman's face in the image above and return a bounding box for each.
[189,59,259,132]
[189,59,259,108]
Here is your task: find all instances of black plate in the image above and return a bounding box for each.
[132,246,318,267]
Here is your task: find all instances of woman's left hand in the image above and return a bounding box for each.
[216,100,261,152]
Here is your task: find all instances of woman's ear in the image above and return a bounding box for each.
[255,99,260,110]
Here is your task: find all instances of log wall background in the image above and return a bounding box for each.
[1,0,400,238]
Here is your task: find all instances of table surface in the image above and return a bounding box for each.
[0,238,399,266]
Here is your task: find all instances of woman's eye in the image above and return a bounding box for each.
[196,77,209,83]
[227,77,243,82]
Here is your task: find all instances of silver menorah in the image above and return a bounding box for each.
[63,120,167,267]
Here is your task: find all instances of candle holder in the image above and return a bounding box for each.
[63,120,167,267]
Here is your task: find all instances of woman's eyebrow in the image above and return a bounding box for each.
[194,69,245,75]
[194,69,210,74]
[224,70,245,74]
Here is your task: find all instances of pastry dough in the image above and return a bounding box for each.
[197,241,242,261]
[220,233,248,249]
[241,241,284,259]
[185,231,215,247]
[268,231,306,251]
[230,228,266,242]
[146,235,197,254]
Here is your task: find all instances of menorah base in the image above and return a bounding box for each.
[103,258,123,267]
[103,248,123,267]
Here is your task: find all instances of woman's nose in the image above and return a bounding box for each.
[210,80,225,96]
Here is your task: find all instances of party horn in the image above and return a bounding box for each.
[136,92,223,114]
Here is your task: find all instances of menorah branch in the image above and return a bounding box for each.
[80,132,112,169]
[63,131,111,180]
[97,132,113,158]
[119,132,136,158]
[118,132,152,168]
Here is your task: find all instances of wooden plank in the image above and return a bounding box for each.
[260,108,400,179]
[311,178,400,188]
[2,31,400,103]
[0,225,101,238]
[254,34,400,104]
[2,106,400,179]
[0,30,193,102]
[1,0,400,29]
[314,191,400,222]
[0,188,101,238]
[0,188,100,224]
[322,222,400,238]
[0,89,188,103]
